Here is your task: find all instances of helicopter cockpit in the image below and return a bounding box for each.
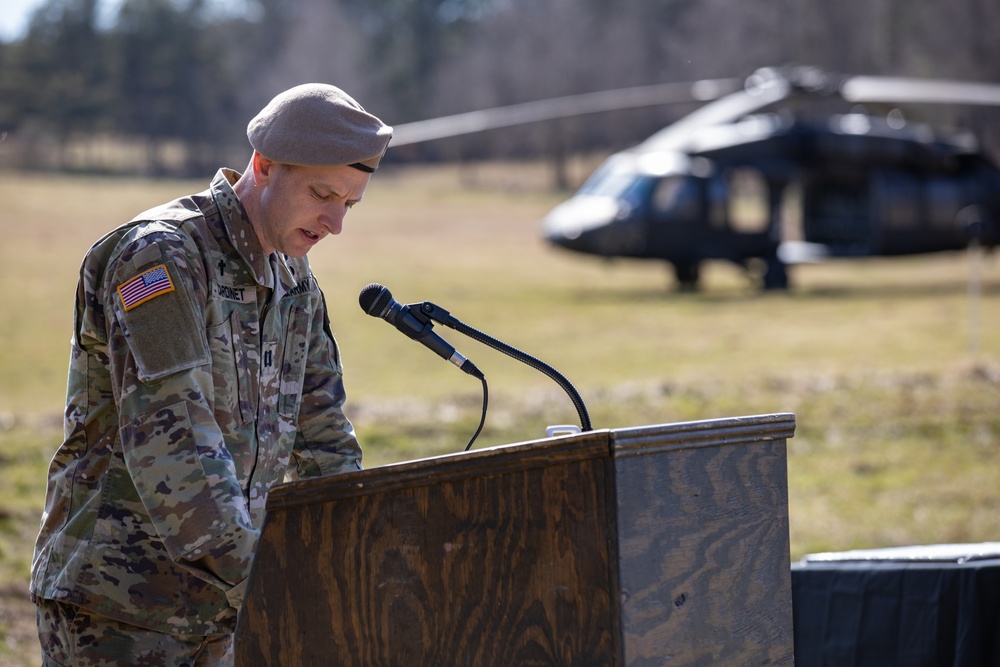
[542,150,699,256]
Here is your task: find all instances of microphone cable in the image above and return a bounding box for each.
[466,375,488,451]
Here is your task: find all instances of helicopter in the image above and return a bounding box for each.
[390,66,1000,289]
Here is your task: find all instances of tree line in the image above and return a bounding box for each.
[1,0,998,178]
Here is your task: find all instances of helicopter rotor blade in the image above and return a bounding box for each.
[388,69,1000,148]
[640,72,794,149]
[389,78,742,147]
[841,76,1000,107]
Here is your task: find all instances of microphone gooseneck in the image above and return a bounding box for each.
[438,310,592,433]
[358,283,592,434]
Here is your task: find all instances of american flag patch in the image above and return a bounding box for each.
[118,264,175,311]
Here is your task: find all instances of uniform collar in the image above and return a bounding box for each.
[269,253,300,301]
[210,169,304,295]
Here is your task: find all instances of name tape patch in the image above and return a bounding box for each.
[118,264,175,311]
[213,281,256,303]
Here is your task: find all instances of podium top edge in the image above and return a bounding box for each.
[614,412,796,441]
[612,412,795,456]
[264,413,794,511]
[266,428,612,510]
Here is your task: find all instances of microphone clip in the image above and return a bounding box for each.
[411,301,456,328]
[384,299,437,342]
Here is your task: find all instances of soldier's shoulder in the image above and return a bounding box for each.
[130,194,206,227]
[89,195,212,268]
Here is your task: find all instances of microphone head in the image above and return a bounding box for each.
[359,283,392,317]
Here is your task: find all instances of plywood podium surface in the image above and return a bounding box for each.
[235,413,795,666]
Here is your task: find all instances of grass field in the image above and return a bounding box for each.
[1,163,998,665]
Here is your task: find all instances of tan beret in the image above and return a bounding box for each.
[247,83,393,172]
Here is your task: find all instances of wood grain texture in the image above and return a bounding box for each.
[613,416,795,665]
[236,432,620,666]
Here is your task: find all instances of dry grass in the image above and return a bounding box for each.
[1,163,998,665]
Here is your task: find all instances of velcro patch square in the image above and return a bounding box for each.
[118,264,175,311]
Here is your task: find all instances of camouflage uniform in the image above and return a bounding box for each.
[31,169,362,643]
[36,598,232,666]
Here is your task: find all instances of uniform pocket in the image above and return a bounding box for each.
[207,312,253,426]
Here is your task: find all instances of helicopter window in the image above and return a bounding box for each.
[802,178,870,245]
[871,171,919,230]
[650,176,701,222]
[726,168,769,233]
[706,176,729,229]
[579,168,652,202]
[781,182,804,242]
[925,177,966,230]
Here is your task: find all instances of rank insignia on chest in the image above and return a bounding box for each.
[118,264,175,311]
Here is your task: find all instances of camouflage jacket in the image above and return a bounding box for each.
[30,169,362,635]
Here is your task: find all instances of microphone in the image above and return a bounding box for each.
[359,283,483,378]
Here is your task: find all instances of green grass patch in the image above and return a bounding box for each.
[0,425,56,582]
[0,424,59,667]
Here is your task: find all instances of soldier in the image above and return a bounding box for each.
[30,84,392,666]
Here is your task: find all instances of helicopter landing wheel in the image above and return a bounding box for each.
[672,260,701,291]
[762,256,789,290]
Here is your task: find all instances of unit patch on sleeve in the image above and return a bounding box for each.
[118,264,176,311]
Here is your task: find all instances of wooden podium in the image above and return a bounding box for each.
[235,413,796,666]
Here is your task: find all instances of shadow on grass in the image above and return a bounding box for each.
[556,275,1000,305]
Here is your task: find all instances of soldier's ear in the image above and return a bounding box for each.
[251,152,277,185]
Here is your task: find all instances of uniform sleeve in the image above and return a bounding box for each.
[288,290,363,479]
[106,233,258,594]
